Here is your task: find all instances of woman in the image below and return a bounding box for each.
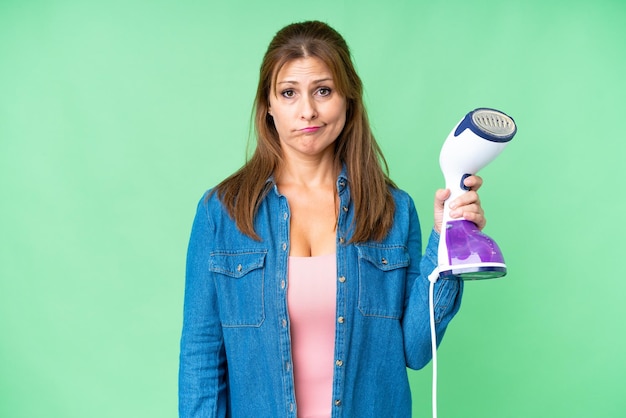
[179,20,485,418]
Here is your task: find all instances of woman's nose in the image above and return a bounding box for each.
[299,96,318,120]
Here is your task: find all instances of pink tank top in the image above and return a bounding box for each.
[287,253,337,418]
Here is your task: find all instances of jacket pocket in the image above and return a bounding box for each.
[356,245,409,319]
[209,250,266,327]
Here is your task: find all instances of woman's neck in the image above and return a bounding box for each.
[275,154,338,189]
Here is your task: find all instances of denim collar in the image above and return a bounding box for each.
[267,163,349,196]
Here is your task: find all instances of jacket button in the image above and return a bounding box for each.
[334,399,342,407]
[338,276,346,283]
[381,258,388,265]
[338,316,344,324]
[335,359,343,367]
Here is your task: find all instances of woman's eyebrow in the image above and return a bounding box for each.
[277,77,333,85]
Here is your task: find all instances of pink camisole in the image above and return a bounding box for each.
[287,253,337,418]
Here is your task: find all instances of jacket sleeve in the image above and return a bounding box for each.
[178,195,229,417]
[402,197,464,370]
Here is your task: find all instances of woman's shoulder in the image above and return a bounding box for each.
[388,185,415,208]
[194,187,227,214]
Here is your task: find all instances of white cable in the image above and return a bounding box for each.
[427,269,440,418]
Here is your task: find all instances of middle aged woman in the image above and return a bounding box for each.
[179,20,485,418]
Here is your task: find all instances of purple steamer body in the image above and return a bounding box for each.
[440,219,506,280]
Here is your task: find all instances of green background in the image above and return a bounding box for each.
[1,0,624,417]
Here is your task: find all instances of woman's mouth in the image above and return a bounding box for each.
[300,126,321,133]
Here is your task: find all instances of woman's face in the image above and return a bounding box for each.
[268,56,347,161]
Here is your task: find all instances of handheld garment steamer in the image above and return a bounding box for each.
[427,108,517,418]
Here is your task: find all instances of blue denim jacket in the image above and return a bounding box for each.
[179,169,463,417]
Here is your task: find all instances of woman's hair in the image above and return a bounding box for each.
[214,20,396,242]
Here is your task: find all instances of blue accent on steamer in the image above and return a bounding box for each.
[460,173,472,191]
[439,266,507,280]
[453,108,516,143]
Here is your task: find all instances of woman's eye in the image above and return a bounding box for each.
[317,87,331,96]
[281,89,295,98]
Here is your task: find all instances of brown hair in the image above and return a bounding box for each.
[213,20,396,242]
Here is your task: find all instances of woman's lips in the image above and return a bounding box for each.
[299,126,321,133]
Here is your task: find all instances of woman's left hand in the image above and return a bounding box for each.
[433,175,486,234]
